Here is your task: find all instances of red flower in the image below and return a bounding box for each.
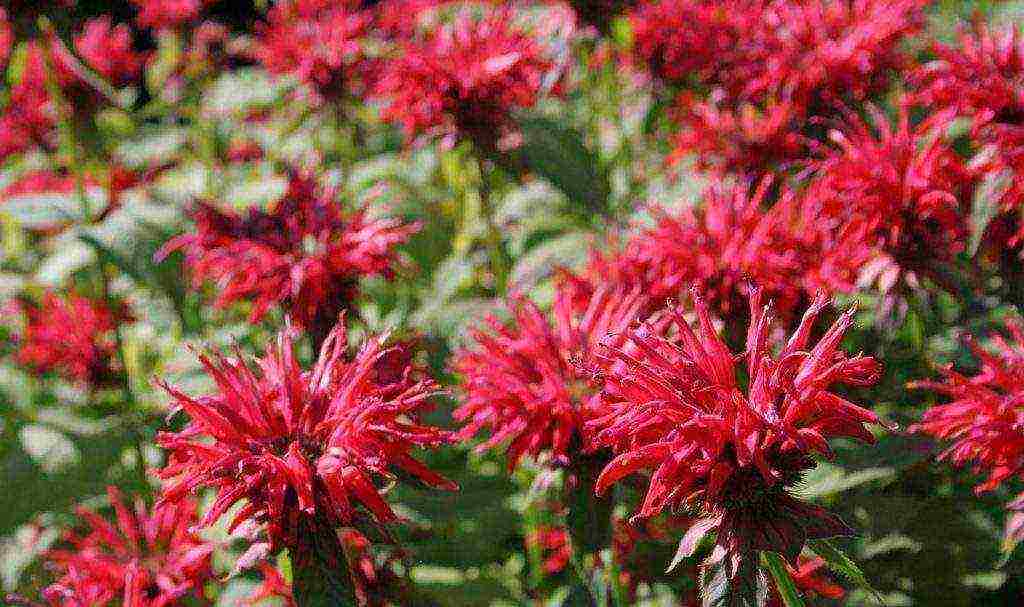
[570,177,845,324]
[132,0,203,30]
[376,6,561,150]
[0,9,12,68]
[911,317,1024,544]
[525,526,572,574]
[16,293,123,386]
[158,174,417,327]
[240,563,296,607]
[155,319,456,552]
[588,288,882,573]
[43,486,215,607]
[912,22,1024,247]
[75,17,145,86]
[644,0,924,173]
[806,106,975,292]
[452,281,647,469]
[256,0,371,99]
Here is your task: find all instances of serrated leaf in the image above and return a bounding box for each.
[807,539,882,604]
[761,552,805,607]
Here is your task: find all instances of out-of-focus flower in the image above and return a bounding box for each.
[806,106,975,293]
[376,6,561,151]
[74,17,145,86]
[43,486,215,607]
[588,288,882,575]
[155,319,457,554]
[0,9,12,68]
[452,281,646,469]
[16,293,123,386]
[568,177,845,324]
[157,174,417,328]
[256,0,371,100]
[911,317,1024,545]
[240,563,296,607]
[642,0,924,173]
[132,0,203,30]
[525,526,572,574]
[912,22,1024,248]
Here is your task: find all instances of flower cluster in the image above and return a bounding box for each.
[805,107,975,292]
[588,289,882,573]
[132,0,204,30]
[15,293,123,387]
[912,22,1024,248]
[569,178,853,324]
[631,0,924,173]
[155,319,456,551]
[158,174,417,328]
[376,6,560,150]
[256,0,371,100]
[911,317,1024,544]
[74,17,145,86]
[526,526,572,574]
[43,487,215,607]
[453,281,646,469]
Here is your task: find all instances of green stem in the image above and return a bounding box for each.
[291,517,361,607]
[475,154,510,295]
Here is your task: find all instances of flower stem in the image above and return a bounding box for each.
[291,517,361,607]
[475,154,510,294]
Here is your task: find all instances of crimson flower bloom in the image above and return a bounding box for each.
[911,317,1024,546]
[912,22,1024,248]
[452,281,646,469]
[132,0,203,30]
[256,0,371,100]
[588,288,882,575]
[75,17,145,86]
[43,486,215,607]
[569,178,846,325]
[158,174,417,329]
[376,6,561,151]
[0,10,11,68]
[155,319,456,554]
[640,0,924,173]
[806,106,975,293]
[16,293,122,386]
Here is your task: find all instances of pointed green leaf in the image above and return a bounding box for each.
[761,552,805,607]
[807,539,882,604]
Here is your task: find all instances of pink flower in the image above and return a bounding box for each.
[75,17,145,86]
[911,317,1024,545]
[806,106,975,292]
[452,281,647,469]
[912,22,1024,248]
[43,487,215,607]
[158,174,417,328]
[16,293,123,386]
[376,6,561,150]
[132,0,203,30]
[588,288,882,573]
[240,563,296,607]
[0,9,12,68]
[155,319,457,552]
[256,0,371,99]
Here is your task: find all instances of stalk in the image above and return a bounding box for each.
[291,516,361,607]
[475,154,511,295]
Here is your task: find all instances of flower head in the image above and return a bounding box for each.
[132,0,203,30]
[155,319,456,551]
[16,293,123,386]
[806,106,975,292]
[43,486,215,607]
[256,0,371,99]
[453,281,646,469]
[158,174,417,327]
[75,17,145,86]
[588,288,882,571]
[0,10,12,68]
[910,317,1024,543]
[376,6,560,150]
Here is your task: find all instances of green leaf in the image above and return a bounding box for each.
[807,539,882,604]
[761,552,805,607]
[969,169,1010,256]
[518,117,611,219]
[701,553,769,607]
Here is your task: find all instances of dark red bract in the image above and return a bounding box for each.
[155,319,456,552]
[43,487,215,607]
